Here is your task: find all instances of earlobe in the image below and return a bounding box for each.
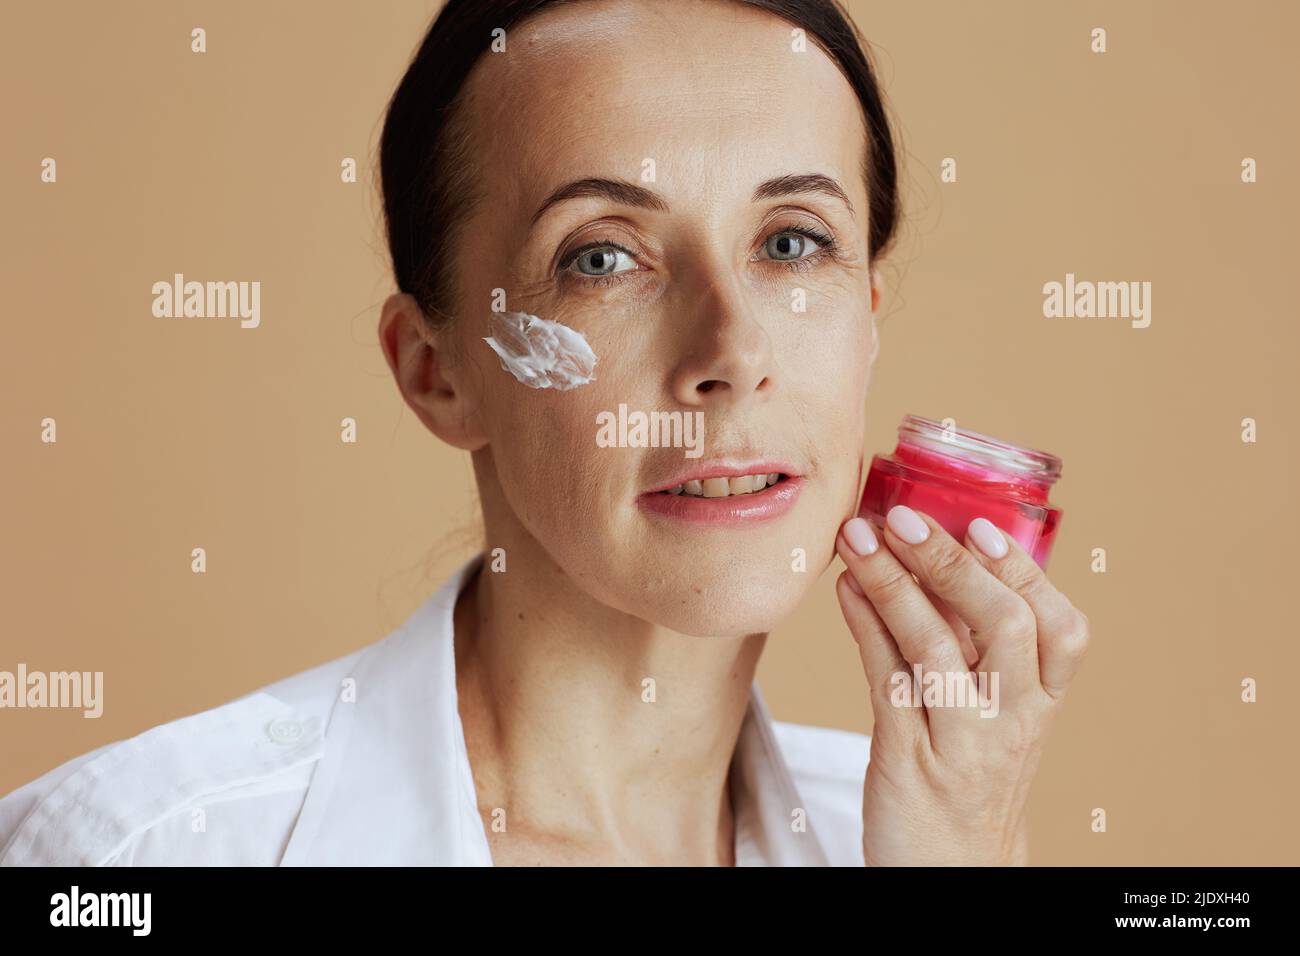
[378,293,488,451]
[867,269,883,366]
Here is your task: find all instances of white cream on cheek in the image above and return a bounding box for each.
[482,310,598,390]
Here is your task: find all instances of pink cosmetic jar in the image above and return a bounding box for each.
[858,414,1064,569]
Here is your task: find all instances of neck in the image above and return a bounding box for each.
[453,458,765,865]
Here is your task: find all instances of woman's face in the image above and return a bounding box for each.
[439,0,881,636]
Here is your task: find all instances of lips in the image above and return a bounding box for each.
[637,461,803,526]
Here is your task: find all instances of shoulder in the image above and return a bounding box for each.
[772,720,871,867]
[0,646,368,867]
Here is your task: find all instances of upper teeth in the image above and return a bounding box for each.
[666,473,782,497]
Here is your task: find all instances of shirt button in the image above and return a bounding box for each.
[266,718,304,745]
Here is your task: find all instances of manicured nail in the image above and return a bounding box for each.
[968,517,1008,559]
[842,517,879,556]
[886,505,929,544]
[842,571,865,597]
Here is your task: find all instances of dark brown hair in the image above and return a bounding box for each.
[380,0,900,327]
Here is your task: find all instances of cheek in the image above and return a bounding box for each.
[489,386,604,496]
[784,310,876,428]
[469,300,659,520]
[480,376,641,560]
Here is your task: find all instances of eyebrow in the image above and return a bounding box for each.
[529,172,854,225]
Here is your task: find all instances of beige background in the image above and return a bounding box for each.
[2,0,1296,864]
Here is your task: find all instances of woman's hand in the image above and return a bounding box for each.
[834,505,1090,866]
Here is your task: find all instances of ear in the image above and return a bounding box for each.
[378,293,488,451]
[868,268,884,365]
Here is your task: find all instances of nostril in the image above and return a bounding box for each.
[697,380,720,393]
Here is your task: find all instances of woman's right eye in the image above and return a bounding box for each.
[564,243,639,277]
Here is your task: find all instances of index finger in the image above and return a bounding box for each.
[876,505,1039,687]
[836,518,980,741]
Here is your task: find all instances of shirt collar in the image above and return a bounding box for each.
[282,553,829,866]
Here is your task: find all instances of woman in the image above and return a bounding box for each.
[0,0,1088,866]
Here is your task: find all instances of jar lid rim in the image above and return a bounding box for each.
[899,415,1063,482]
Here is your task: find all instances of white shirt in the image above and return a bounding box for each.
[0,555,871,866]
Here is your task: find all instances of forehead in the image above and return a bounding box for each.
[460,0,869,217]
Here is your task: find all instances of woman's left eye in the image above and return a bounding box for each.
[760,227,833,263]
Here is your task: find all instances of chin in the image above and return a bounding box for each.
[636,572,809,638]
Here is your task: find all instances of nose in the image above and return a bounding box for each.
[669,265,773,409]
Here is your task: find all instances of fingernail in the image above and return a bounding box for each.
[842,571,865,596]
[842,517,878,556]
[885,505,929,544]
[968,517,1008,559]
